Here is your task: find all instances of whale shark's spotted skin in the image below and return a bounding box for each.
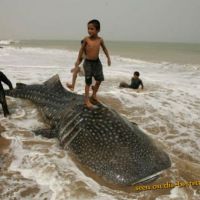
[6,75,171,185]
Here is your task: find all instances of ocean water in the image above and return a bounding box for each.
[0,40,200,200]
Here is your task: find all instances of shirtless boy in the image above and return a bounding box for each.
[75,19,111,108]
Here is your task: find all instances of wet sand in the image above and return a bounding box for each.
[0,123,10,167]
[0,122,52,199]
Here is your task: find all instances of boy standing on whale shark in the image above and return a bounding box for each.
[74,19,111,108]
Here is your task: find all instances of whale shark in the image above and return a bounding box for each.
[6,75,171,186]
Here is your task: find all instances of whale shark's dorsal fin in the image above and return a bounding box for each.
[43,74,72,95]
[44,74,66,90]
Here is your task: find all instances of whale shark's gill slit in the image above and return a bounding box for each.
[63,128,82,149]
[60,116,83,144]
[59,110,82,137]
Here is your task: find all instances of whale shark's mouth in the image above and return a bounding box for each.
[133,171,162,185]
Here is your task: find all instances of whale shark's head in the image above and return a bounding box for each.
[58,103,171,185]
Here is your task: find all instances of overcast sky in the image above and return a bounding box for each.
[0,0,200,43]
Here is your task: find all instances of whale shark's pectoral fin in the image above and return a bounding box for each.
[34,128,58,138]
[89,97,101,106]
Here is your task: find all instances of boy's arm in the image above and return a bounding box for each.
[140,79,144,89]
[100,39,111,66]
[75,38,86,67]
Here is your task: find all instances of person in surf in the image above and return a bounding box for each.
[119,71,144,91]
[0,71,13,117]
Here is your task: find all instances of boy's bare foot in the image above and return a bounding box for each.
[66,83,74,91]
[91,85,100,104]
[90,95,100,104]
[84,99,94,109]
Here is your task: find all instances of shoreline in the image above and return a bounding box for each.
[2,39,200,65]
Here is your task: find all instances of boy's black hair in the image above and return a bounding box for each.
[88,19,100,31]
[134,71,140,76]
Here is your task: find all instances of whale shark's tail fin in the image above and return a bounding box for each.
[13,75,61,90]
[16,83,27,89]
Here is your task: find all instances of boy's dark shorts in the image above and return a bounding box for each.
[83,58,104,85]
